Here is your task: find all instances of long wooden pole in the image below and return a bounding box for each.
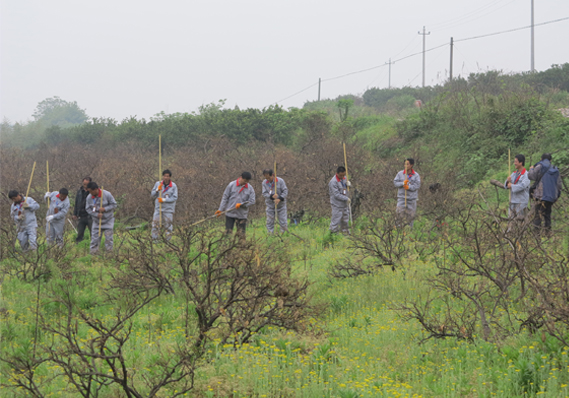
[46,161,50,236]
[508,148,511,202]
[159,135,162,228]
[98,186,103,239]
[25,162,37,202]
[274,160,278,220]
[343,143,352,225]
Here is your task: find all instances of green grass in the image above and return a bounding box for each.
[2,221,569,397]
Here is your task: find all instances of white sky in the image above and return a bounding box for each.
[1,0,568,123]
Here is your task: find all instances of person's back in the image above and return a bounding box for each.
[528,153,563,234]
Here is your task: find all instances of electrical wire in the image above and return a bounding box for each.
[456,16,569,42]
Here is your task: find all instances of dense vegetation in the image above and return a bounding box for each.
[1,64,569,397]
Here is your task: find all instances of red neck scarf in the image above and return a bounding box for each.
[404,169,415,177]
[335,174,345,182]
[513,168,526,184]
[236,180,248,193]
[92,189,102,199]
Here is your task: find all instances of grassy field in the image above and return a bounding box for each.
[2,219,569,397]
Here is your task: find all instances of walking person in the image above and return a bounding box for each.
[215,172,256,237]
[329,166,350,234]
[393,158,421,227]
[85,182,117,255]
[8,190,40,252]
[262,169,288,234]
[73,177,92,243]
[528,153,563,235]
[44,188,70,247]
[151,169,178,242]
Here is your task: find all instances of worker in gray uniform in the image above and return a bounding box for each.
[85,182,117,255]
[150,169,178,241]
[328,166,351,234]
[44,188,71,247]
[9,190,40,251]
[216,172,256,236]
[393,158,421,227]
[262,169,288,234]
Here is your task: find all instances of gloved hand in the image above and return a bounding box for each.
[44,192,50,199]
[404,183,410,190]
[215,210,223,218]
[347,181,351,187]
[54,208,59,214]
[23,202,30,209]
[46,215,54,222]
[158,198,164,203]
[404,179,409,185]
[17,213,25,221]
[235,203,242,209]
[347,198,351,204]
[157,183,163,191]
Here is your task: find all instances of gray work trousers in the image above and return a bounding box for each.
[151,211,174,241]
[330,205,349,233]
[17,228,37,252]
[508,203,527,219]
[396,198,417,227]
[90,227,114,255]
[46,221,65,247]
[266,204,288,233]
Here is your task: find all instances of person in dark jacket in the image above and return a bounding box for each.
[73,177,92,243]
[528,153,563,234]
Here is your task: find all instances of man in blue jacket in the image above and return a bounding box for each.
[528,153,563,234]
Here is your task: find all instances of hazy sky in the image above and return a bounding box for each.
[1,0,568,123]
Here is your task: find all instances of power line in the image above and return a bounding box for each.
[271,16,569,106]
[455,16,569,42]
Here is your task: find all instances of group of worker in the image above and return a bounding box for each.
[8,154,562,255]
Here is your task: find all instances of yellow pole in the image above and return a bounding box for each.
[343,143,352,225]
[508,148,511,202]
[46,161,50,236]
[159,135,162,228]
[25,162,37,202]
[98,186,103,238]
[274,159,278,216]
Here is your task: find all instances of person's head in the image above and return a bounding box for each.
[514,154,525,169]
[541,153,552,161]
[162,169,172,184]
[86,182,99,196]
[263,169,274,182]
[405,158,415,171]
[58,188,69,201]
[336,166,346,179]
[8,190,22,203]
[239,172,252,185]
[82,176,92,189]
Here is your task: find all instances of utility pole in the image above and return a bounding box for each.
[318,78,321,101]
[418,26,431,87]
[386,58,393,89]
[449,37,454,81]
[530,0,535,72]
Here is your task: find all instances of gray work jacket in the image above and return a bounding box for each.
[329,175,349,208]
[262,177,288,208]
[86,189,117,229]
[219,180,256,219]
[393,170,421,201]
[45,192,71,223]
[151,181,178,213]
[11,197,40,231]
[504,169,530,205]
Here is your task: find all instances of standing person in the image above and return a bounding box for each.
[262,169,288,234]
[85,182,117,255]
[393,158,421,227]
[151,169,178,241]
[528,153,563,235]
[215,172,256,236]
[8,190,40,252]
[44,188,70,247]
[504,154,530,220]
[329,166,350,234]
[73,177,92,243]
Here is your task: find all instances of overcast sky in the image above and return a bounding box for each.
[1,0,568,123]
